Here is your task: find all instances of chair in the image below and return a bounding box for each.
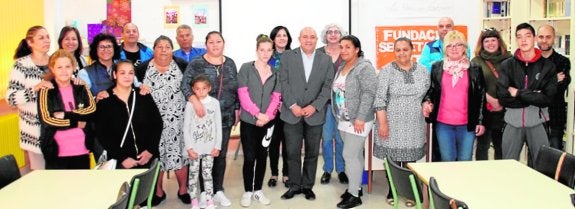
[108,182,131,209]
[558,152,575,188]
[534,145,564,179]
[384,156,423,209]
[428,177,469,209]
[126,158,160,209]
[0,154,21,189]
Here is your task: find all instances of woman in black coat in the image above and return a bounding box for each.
[95,60,163,169]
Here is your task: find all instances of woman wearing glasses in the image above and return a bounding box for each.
[471,28,511,160]
[422,30,486,161]
[318,23,349,185]
[77,33,121,99]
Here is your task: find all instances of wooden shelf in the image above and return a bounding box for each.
[529,16,572,21]
[483,17,512,21]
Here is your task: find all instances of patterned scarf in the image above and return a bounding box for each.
[443,58,470,87]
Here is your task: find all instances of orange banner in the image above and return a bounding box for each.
[375,25,468,69]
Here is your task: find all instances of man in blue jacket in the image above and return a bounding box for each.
[120,23,153,67]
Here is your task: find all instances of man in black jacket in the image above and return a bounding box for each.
[537,24,571,150]
[497,23,557,166]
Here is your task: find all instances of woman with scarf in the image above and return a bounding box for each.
[471,28,511,160]
[423,30,486,161]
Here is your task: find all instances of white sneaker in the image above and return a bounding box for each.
[191,198,200,209]
[199,192,207,208]
[240,192,253,207]
[253,190,271,205]
[205,199,217,209]
[214,191,232,206]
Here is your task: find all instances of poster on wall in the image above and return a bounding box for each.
[375,25,468,69]
[164,5,180,28]
[104,0,131,38]
[192,5,209,28]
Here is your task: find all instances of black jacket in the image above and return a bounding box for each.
[95,87,163,165]
[424,61,486,131]
[546,50,570,128]
[496,49,557,109]
[37,81,96,162]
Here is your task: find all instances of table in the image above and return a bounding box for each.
[0,169,145,209]
[407,160,574,209]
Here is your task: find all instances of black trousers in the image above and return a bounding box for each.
[268,114,288,177]
[240,121,269,191]
[284,121,322,190]
[46,154,90,169]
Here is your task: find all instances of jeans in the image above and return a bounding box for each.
[435,122,476,161]
[322,104,345,173]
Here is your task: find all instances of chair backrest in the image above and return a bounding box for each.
[558,152,575,188]
[0,154,21,189]
[127,158,160,208]
[535,145,564,179]
[108,182,130,209]
[384,157,423,209]
[429,177,469,209]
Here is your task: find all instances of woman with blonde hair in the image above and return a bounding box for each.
[423,30,486,161]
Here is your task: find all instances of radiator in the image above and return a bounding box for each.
[0,114,25,168]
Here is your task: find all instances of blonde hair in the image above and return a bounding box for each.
[44,49,78,81]
[443,30,468,58]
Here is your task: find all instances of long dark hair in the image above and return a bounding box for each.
[340,35,364,57]
[269,26,292,50]
[58,26,83,58]
[14,25,46,59]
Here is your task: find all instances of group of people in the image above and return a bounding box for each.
[5,15,569,209]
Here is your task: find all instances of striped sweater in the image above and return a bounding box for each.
[5,55,47,153]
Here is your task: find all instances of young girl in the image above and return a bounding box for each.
[37,49,96,169]
[237,34,280,207]
[183,75,222,209]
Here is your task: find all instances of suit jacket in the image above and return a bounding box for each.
[280,47,334,125]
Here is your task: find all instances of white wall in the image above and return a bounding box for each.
[44,0,481,67]
[222,0,349,66]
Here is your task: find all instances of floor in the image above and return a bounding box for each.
[153,155,406,209]
[153,135,409,209]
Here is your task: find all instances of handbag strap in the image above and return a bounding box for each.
[485,60,499,79]
[120,90,136,148]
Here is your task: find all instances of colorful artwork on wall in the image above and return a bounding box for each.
[103,0,131,38]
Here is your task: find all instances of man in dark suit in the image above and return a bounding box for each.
[279,27,334,201]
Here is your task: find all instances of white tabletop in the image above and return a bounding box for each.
[408,160,574,209]
[0,169,145,209]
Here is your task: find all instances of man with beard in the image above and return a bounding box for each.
[537,24,571,150]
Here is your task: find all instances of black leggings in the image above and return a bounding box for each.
[241,121,270,191]
[46,154,90,169]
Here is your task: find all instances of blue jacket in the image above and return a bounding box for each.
[173,48,206,63]
[120,42,154,65]
[80,62,114,96]
[419,40,444,72]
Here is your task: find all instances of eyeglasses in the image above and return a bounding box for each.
[446,43,465,49]
[98,45,114,50]
[326,30,340,35]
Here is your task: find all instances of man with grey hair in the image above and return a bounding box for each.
[173,24,206,63]
[280,27,334,201]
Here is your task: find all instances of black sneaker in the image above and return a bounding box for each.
[177,192,191,204]
[340,188,363,199]
[320,172,331,184]
[338,172,349,184]
[337,194,362,208]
